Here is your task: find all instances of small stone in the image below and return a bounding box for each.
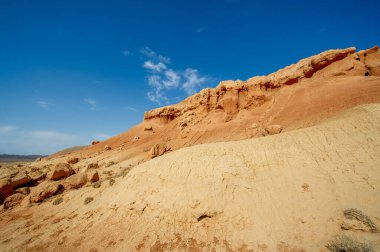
[264,125,283,136]
[92,140,100,145]
[67,157,80,165]
[87,163,99,170]
[144,124,153,131]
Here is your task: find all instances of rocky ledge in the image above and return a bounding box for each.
[144,46,378,123]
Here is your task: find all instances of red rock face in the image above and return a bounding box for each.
[47,45,380,168]
[143,47,358,123]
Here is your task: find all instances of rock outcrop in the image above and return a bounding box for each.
[4,193,26,209]
[92,140,100,145]
[150,143,171,158]
[0,180,14,204]
[30,183,62,203]
[87,171,99,183]
[62,173,87,190]
[30,171,46,181]
[144,124,153,131]
[10,173,31,188]
[87,163,99,170]
[15,187,31,195]
[67,157,80,164]
[49,163,73,180]
[264,125,283,136]
[143,47,359,123]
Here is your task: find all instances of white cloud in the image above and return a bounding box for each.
[0,126,16,134]
[37,101,55,109]
[162,69,180,88]
[95,133,111,140]
[147,75,163,89]
[122,50,132,56]
[140,48,210,104]
[146,75,168,104]
[146,92,158,103]
[84,98,97,110]
[182,68,207,95]
[143,60,167,72]
[140,47,171,64]
[147,91,168,104]
[126,106,137,112]
[145,67,208,104]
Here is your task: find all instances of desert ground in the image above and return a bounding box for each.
[0,46,379,251]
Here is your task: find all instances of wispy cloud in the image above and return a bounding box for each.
[84,98,97,110]
[140,47,171,64]
[141,48,210,105]
[163,69,181,88]
[122,50,132,56]
[146,75,168,104]
[126,106,137,112]
[95,133,111,140]
[143,60,167,72]
[37,101,55,109]
[182,68,207,95]
[0,126,16,134]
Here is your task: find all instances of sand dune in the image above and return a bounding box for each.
[1,103,379,251]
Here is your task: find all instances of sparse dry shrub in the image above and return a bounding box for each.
[344,208,379,233]
[52,197,63,205]
[92,181,101,188]
[102,170,113,176]
[105,161,116,167]
[116,165,133,178]
[143,146,150,152]
[84,197,93,205]
[109,179,115,186]
[326,235,373,252]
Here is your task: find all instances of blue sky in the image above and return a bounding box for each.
[0,0,379,155]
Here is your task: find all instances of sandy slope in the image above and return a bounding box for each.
[1,103,379,251]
